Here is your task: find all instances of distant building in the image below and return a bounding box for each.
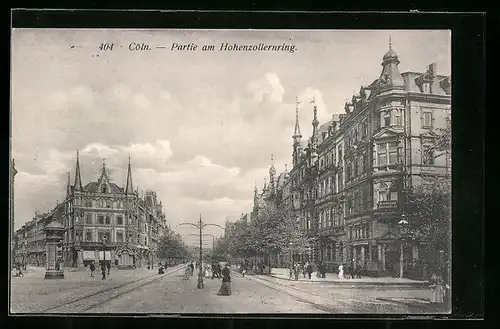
[14,153,168,269]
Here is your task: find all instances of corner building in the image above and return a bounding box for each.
[289,42,451,276]
[62,153,167,268]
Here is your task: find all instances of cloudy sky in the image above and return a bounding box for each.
[11,29,450,245]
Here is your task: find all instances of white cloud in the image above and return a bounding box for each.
[247,72,285,103]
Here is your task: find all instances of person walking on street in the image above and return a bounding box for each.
[101,262,106,280]
[89,262,95,277]
[189,262,194,276]
[338,264,344,280]
[216,262,222,279]
[217,263,232,296]
[306,262,313,279]
[241,263,247,277]
[430,264,445,304]
[294,263,300,281]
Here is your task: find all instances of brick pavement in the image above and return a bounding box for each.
[10,264,183,313]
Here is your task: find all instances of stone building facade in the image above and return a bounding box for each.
[14,154,168,269]
[62,153,167,268]
[241,41,451,277]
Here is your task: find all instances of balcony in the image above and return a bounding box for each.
[377,200,398,209]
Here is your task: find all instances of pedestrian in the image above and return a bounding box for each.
[302,262,307,278]
[294,263,300,281]
[321,262,326,278]
[338,264,344,280]
[189,262,194,276]
[217,263,232,296]
[107,261,111,275]
[101,262,106,279]
[90,262,95,277]
[306,262,313,279]
[183,264,191,280]
[242,263,247,277]
[316,263,322,278]
[216,262,222,279]
[430,266,445,304]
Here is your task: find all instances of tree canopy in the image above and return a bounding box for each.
[406,113,451,262]
[215,205,311,259]
[157,229,190,260]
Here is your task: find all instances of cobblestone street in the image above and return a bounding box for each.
[11,265,446,314]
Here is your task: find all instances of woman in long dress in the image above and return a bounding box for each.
[204,264,212,278]
[338,264,344,280]
[217,264,232,296]
[183,264,191,280]
[430,271,445,303]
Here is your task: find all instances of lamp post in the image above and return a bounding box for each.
[102,236,107,280]
[177,215,224,289]
[289,242,293,273]
[398,214,409,279]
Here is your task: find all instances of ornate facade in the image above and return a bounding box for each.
[62,153,167,268]
[239,40,451,276]
[14,153,168,269]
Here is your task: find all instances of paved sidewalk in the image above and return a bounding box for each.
[10,264,185,313]
[268,268,428,286]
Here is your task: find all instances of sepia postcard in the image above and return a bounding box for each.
[10,28,452,315]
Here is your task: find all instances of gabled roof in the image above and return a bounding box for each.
[372,128,401,140]
[83,182,124,193]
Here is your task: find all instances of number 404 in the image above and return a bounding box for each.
[98,43,114,51]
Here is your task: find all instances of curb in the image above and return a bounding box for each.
[267,274,429,287]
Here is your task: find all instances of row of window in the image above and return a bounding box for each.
[318,146,342,172]
[84,214,125,225]
[380,108,403,128]
[345,187,371,216]
[82,200,127,209]
[346,120,368,148]
[318,207,344,229]
[320,243,338,261]
[348,223,371,240]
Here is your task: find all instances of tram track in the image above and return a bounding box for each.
[40,265,186,313]
[235,271,427,313]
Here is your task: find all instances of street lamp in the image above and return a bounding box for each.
[289,242,293,274]
[177,215,224,289]
[102,236,107,280]
[398,214,409,279]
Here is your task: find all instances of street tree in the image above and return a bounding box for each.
[405,112,451,269]
[157,230,190,262]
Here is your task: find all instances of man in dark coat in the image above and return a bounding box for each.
[306,263,313,279]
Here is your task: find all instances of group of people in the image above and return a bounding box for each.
[89,261,111,279]
[289,261,314,280]
[182,260,232,296]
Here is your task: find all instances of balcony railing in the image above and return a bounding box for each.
[377,200,398,209]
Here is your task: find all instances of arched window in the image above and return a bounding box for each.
[102,185,107,193]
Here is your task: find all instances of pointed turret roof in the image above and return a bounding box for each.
[73,151,83,191]
[66,172,72,196]
[293,96,302,142]
[378,36,405,90]
[125,155,134,194]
